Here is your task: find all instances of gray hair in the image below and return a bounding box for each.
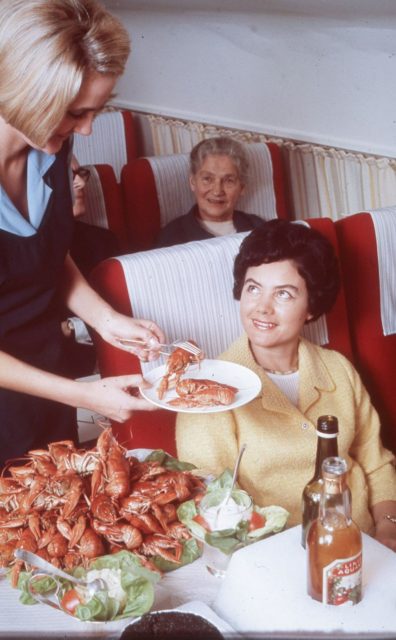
[190,137,249,184]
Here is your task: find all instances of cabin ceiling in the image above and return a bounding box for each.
[104,0,396,19]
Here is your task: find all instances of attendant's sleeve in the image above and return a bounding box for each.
[176,409,239,477]
[347,362,396,506]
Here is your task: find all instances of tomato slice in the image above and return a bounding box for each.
[193,514,210,531]
[248,511,266,532]
[60,588,82,615]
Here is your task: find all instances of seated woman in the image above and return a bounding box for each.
[156,136,264,248]
[176,219,396,551]
[61,156,120,378]
[70,155,119,277]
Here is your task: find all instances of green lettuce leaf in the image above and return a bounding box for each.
[121,576,156,619]
[152,537,202,572]
[205,468,234,493]
[15,551,158,622]
[16,572,57,606]
[144,449,196,471]
[75,588,122,622]
[89,549,160,585]
[247,505,290,539]
[177,469,289,554]
[74,575,155,622]
[70,551,159,621]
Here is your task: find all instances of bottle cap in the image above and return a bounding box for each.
[317,415,339,435]
[322,456,347,479]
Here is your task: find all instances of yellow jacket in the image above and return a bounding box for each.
[176,335,396,533]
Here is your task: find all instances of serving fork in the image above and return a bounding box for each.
[116,338,203,358]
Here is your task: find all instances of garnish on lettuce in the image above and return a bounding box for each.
[16,571,56,606]
[144,449,196,471]
[15,550,159,622]
[177,469,289,555]
[151,537,202,572]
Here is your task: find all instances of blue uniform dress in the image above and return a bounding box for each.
[0,142,78,467]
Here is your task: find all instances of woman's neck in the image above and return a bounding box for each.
[0,117,30,219]
[0,117,29,167]
[250,341,300,375]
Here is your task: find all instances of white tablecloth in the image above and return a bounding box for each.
[214,526,396,636]
[2,526,396,638]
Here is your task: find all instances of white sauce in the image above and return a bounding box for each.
[86,568,126,606]
[201,496,252,531]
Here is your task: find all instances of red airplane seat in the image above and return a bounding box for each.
[73,110,139,182]
[305,217,354,362]
[335,209,396,454]
[90,220,352,454]
[79,163,129,253]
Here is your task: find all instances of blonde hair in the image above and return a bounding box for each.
[190,137,249,184]
[0,0,130,147]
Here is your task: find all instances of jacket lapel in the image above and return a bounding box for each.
[298,339,336,413]
[235,335,336,416]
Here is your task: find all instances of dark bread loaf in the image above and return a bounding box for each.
[120,610,225,639]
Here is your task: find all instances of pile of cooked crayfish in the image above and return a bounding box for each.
[0,429,205,586]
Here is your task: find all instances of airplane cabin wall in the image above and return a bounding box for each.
[104,0,396,158]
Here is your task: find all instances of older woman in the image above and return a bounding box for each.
[156,136,264,247]
[176,219,396,551]
[0,0,164,466]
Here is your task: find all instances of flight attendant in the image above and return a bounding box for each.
[0,0,164,466]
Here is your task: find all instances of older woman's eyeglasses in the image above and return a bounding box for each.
[72,166,91,182]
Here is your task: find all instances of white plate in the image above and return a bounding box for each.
[139,359,262,413]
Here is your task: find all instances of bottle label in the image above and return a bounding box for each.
[322,551,362,605]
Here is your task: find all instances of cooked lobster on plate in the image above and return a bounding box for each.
[157,341,204,400]
[167,378,238,408]
[156,341,238,408]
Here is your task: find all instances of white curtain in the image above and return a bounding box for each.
[284,143,396,220]
[132,112,396,221]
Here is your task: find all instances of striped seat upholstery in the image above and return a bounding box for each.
[73,110,139,182]
[91,220,352,454]
[121,142,290,252]
[78,164,128,252]
[335,208,396,454]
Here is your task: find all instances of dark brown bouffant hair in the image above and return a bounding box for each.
[233,219,341,322]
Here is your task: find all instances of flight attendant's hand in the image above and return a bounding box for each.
[78,374,157,421]
[96,310,165,362]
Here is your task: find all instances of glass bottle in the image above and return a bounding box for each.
[301,415,339,548]
[307,456,362,606]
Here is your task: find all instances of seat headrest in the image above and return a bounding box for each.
[147,142,278,228]
[116,232,329,375]
[367,206,396,336]
[79,165,108,229]
[73,111,128,181]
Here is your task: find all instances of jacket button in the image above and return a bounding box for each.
[301,422,310,430]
